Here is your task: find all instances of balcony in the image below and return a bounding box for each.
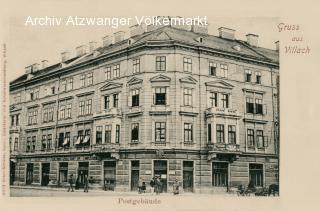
[94,108,122,119]
[149,105,171,115]
[207,143,240,153]
[205,107,239,118]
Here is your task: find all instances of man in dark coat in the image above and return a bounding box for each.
[67,174,74,192]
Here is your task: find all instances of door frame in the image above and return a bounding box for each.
[182,160,194,192]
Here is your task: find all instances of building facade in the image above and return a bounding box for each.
[9,24,279,193]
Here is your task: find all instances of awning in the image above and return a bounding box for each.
[62,138,69,145]
[10,159,16,163]
[82,136,90,144]
[75,137,81,145]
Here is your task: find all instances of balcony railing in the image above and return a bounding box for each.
[205,107,239,117]
[207,143,240,153]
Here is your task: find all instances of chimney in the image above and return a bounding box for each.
[41,60,48,69]
[61,51,70,62]
[102,35,112,46]
[114,31,125,43]
[89,41,97,53]
[191,25,208,34]
[130,24,145,37]
[32,63,40,72]
[25,65,33,74]
[275,41,279,51]
[218,27,236,40]
[76,45,87,57]
[246,34,259,47]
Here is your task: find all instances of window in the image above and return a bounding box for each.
[255,99,263,114]
[216,124,225,143]
[184,123,193,142]
[208,124,212,143]
[76,130,84,145]
[113,64,120,78]
[156,56,166,71]
[64,132,71,147]
[66,104,72,118]
[41,135,47,150]
[154,88,166,105]
[59,105,66,119]
[30,92,34,100]
[67,78,73,90]
[85,99,92,114]
[221,94,229,108]
[113,94,119,108]
[131,123,139,143]
[61,80,67,92]
[26,137,31,152]
[247,129,255,147]
[245,70,252,82]
[249,164,263,187]
[58,132,65,148]
[256,72,261,84]
[133,58,140,74]
[28,110,38,125]
[47,134,52,149]
[105,66,112,80]
[209,92,217,107]
[104,96,110,109]
[115,125,120,144]
[246,97,254,113]
[155,122,166,142]
[11,116,14,126]
[16,114,19,126]
[256,130,266,148]
[209,62,217,76]
[14,138,18,151]
[105,125,112,143]
[220,64,228,78]
[80,74,85,87]
[87,72,93,86]
[96,126,103,145]
[15,94,21,104]
[51,87,55,95]
[131,90,139,107]
[212,162,228,187]
[59,163,68,183]
[183,88,192,106]
[183,57,192,72]
[83,130,91,146]
[228,125,236,144]
[31,136,36,152]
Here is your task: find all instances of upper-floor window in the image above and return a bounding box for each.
[115,125,120,144]
[113,64,120,78]
[131,89,140,107]
[67,78,73,91]
[207,124,212,143]
[29,90,39,101]
[255,98,263,114]
[183,57,192,72]
[156,56,166,71]
[247,129,255,147]
[246,97,254,113]
[85,99,92,114]
[11,116,14,126]
[246,96,265,115]
[131,123,139,143]
[183,88,192,106]
[256,130,265,148]
[26,137,31,152]
[28,110,38,125]
[209,62,217,76]
[13,93,21,104]
[155,122,166,142]
[245,70,252,82]
[14,137,18,151]
[216,124,225,143]
[256,72,261,84]
[79,99,92,116]
[43,107,54,122]
[154,88,166,105]
[16,114,19,126]
[184,123,193,142]
[221,94,229,108]
[105,66,112,80]
[87,72,93,86]
[31,136,36,151]
[80,74,86,87]
[96,126,103,145]
[105,125,112,143]
[104,95,110,109]
[113,94,119,108]
[133,58,140,74]
[220,64,228,78]
[228,125,236,144]
[209,92,217,107]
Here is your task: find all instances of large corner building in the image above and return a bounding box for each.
[9,23,279,193]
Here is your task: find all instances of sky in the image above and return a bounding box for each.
[3,1,280,82]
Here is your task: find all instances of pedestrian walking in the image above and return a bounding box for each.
[84,175,89,193]
[138,177,143,194]
[173,179,180,195]
[67,174,74,192]
[150,177,155,194]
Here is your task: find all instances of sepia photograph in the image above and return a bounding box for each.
[7,15,279,197]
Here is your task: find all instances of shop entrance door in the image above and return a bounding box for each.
[131,161,140,191]
[10,161,16,185]
[104,161,116,191]
[77,162,89,189]
[41,163,50,186]
[26,163,34,185]
[183,161,194,192]
[154,160,167,192]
